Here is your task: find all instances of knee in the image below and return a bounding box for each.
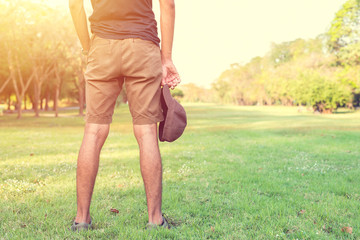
[133,124,157,142]
[84,123,110,141]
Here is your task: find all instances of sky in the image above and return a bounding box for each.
[51,0,347,88]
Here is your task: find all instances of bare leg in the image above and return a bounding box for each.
[75,123,110,223]
[133,123,163,224]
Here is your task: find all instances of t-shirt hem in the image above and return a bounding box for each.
[91,31,160,47]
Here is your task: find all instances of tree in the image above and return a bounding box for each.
[0,0,85,118]
[7,48,35,118]
[2,0,40,118]
[0,1,11,95]
[212,35,352,112]
[180,83,214,103]
[294,70,352,113]
[327,0,360,66]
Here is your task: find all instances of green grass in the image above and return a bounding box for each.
[0,104,359,239]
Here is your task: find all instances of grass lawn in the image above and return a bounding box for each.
[0,104,359,239]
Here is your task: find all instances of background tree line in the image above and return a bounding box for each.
[0,0,85,118]
[1,0,360,118]
[211,0,360,113]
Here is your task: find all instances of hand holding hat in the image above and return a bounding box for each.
[161,60,181,90]
[159,84,187,142]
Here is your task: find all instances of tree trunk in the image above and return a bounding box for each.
[53,93,56,111]
[31,97,35,110]
[32,63,54,117]
[0,76,11,94]
[33,83,40,117]
[7,94,11,110]
[24,96,27,110]
[12,76,23,119]
[45,89,50,111]
[16,97,22,119]
[54,86,59,117]
[54,63,63,118]
[8,49,35,119]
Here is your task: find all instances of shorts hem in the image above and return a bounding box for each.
[132,115,164,125]
[86,115,113,124]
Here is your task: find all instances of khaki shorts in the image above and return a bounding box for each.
[84,35,164,125]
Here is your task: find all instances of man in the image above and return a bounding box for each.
[69,0,180,230]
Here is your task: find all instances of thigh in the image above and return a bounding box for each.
[84,35,124,124]
[85,77,124,124]
[122,39,164,125]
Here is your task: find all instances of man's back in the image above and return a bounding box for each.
[89,0,160,45]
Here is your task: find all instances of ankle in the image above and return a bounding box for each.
[75,212,91,224]
[148,213,163,225]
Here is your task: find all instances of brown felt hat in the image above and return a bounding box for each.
[159,85,187,142]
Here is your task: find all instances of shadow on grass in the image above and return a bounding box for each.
[332,110,356,114]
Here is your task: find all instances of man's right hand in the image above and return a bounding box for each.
[161,59,181,89]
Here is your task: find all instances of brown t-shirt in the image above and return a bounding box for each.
[89,0,160,46]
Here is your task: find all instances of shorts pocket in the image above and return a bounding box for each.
[88,35,111,63]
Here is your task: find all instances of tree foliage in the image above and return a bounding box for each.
[0,0,84,118]
[328,0,360,66]
[212,0,360,113]
[1,0,360,116]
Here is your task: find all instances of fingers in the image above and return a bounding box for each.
[167,73,181,89]
[162,73,180,89]
[161,77,166,86]
[161,61,181,89]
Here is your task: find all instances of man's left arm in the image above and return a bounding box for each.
[69,0,91,53]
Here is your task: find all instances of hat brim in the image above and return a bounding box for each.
[159,85,187,142]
